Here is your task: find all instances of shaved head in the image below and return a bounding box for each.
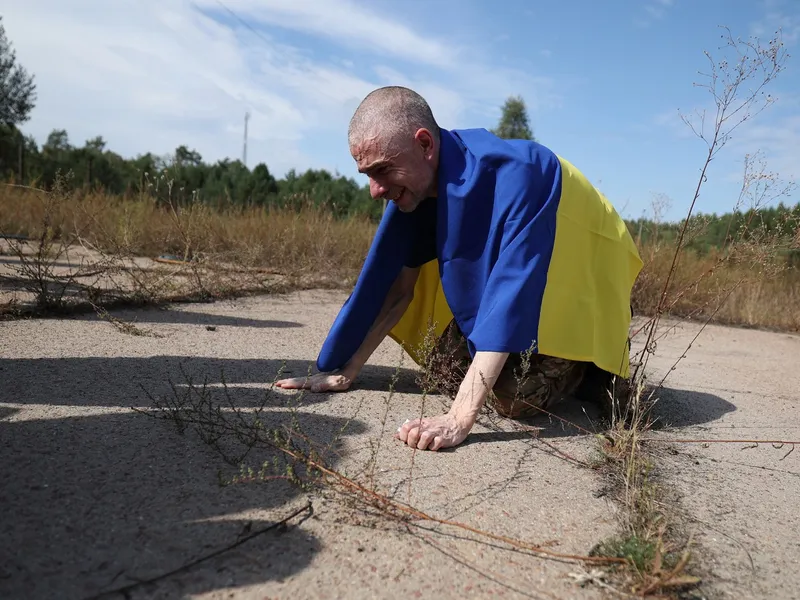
[348,86,440,155]
[348,86,441,212]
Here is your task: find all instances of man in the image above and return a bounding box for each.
[276,86,642,452]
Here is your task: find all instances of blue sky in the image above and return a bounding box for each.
[6,0,799,222]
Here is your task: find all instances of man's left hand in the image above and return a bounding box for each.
[395,414,470,451]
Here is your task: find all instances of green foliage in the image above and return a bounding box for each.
[592,535,659,573]
[0,125,385,221]
[491,95,536,141]
[626,203,800,267]
[0,16,37,127]
[626,204,800,250]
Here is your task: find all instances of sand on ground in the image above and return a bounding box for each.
[0,290,797,600]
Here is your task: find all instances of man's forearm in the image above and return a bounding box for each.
[449,351,509,428]
[341,285,413,378]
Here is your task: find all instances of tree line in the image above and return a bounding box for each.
[629,206,799,258]
[0,125,387,220]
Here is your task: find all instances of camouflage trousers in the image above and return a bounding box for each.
[429,320,589,419]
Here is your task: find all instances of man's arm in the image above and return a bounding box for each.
[449,350,509,429]
[396,350,509,451]
[275,266,419,391]
[340,265,420,379]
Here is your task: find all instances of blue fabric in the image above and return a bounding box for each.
[435,128,563,356]
[315,200,415,372]
[315,127,563,372]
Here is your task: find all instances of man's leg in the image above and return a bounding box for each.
[429,320,588,419]
[423,319,473,398]
[489,352,588,419]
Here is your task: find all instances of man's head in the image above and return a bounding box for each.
[348,86,440,212]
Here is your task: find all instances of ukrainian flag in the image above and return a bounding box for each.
[317,129,643,379]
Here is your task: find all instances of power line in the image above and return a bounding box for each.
[213,0,272,46]
[213,0,270,170]
[243,111,249,166]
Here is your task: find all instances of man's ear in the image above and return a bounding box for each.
[415,128,435,157]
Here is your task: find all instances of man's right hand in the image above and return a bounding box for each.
[274,371,353,393]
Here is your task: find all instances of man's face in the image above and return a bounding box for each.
[352,128,438,213]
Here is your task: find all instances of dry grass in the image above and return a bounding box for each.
[0,182,376,284]
[2,182,797,331]
[633,243,800,332]
[0,181,378,315]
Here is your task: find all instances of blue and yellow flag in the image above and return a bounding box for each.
[316,128,643,378]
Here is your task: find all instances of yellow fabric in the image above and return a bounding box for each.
[387,258,451,365]
[388,155,643,378]
[538,156,643,377]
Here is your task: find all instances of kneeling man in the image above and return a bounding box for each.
[277,86,642,452]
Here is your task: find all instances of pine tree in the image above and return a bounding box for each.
[492,95,535,141]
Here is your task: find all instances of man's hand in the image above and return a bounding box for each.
[395,413,470,451]
[395,350,510,452]
[275,371,353,393]
[275,267,419,396]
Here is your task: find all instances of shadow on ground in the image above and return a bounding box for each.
[0,354,738,434]
[647,386,737,428]
[82,308,305,329]
[0,356,425,410]
[0,394,366,599]
[459,384,738,446]
[0,273,93,299]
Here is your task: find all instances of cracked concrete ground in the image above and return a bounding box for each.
[1,291,797,599]
[632,319,800,600]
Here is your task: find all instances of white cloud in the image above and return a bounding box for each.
[751,0,800,45]
[635,0,675,27]
[3,0,557,180]
[726,112,800,184]
[654,91,799,203]
[194,0,460,69]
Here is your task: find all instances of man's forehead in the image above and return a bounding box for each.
[351,136,380,158]
[357,158,391,174]
[352,139,388,171]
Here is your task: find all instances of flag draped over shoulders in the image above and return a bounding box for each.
[316,128,643,378]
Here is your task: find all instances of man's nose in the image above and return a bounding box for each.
[369,179,387,199]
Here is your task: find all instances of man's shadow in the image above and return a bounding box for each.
[459,384,737,446]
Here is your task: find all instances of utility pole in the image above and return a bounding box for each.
[243,111,250,167]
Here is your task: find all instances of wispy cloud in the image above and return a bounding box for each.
[2,0,559,179]
[195,0,461,69]
[635,0,675,27]
[751,0,800,45]
[655,91,800,193]
[725,98,800,184]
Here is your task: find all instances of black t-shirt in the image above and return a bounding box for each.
[404,196,438,268]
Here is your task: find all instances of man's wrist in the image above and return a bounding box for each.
[448,351,509,431]
[448,398,481,431]
[340,360,361,381]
